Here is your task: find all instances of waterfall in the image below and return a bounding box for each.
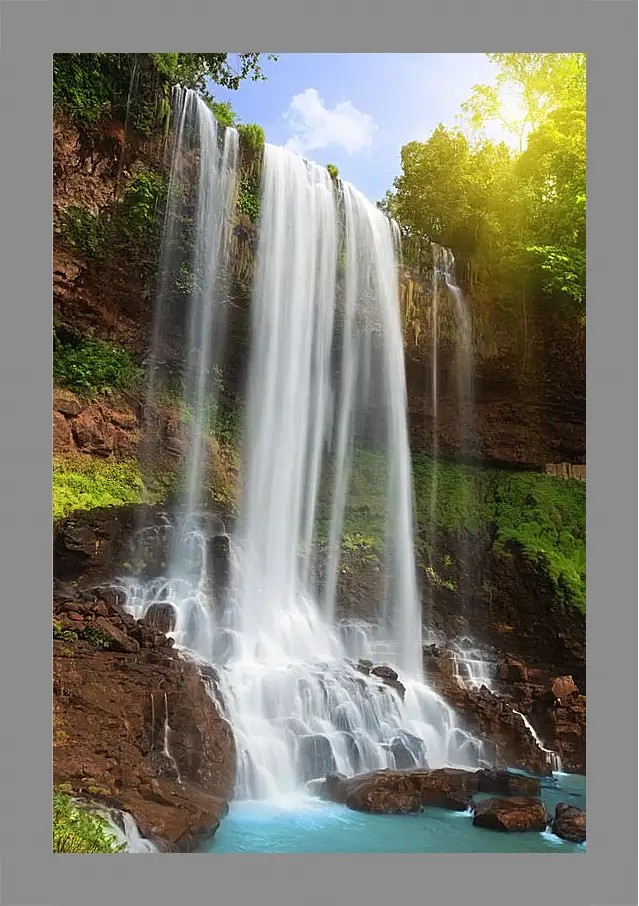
[430,244,477,607]
[513,711,563,773]
[122,101,484,803]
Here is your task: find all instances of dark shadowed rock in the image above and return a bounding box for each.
[144,602,177,634]
[477,768,540,797]
[371,664,399,682]
[553,803,586,843]
[473,797,547,833]
[297,734,337,784]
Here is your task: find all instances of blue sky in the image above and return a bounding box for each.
[212,53,510,203]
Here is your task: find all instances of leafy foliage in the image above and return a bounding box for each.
[327,163,339,181]
[53,789,125,853]
[237,123,266,156]
[237,177,261,221]
[58,205,108,259]
[53,457,146,520]
[83,626,113,649]
[53,335,140,397]
[54,53,278,135]
[383,53,586,314]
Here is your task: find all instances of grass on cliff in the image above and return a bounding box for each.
[317,450,586,614]
[53,788,124,853]
[53,456,146,520]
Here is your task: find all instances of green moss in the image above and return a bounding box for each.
[486,470,586,613]
[53,456,146,520]
[316,450,585,613]
[53,335,140,398]
[53,789,124,853]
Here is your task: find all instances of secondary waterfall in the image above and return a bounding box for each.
[123,95,484,802]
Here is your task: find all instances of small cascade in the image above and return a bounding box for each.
[161,692,182,783]
[450,641,495,691]
[103,810,159,853]
[149,691,182,782]
[513,710,563,772]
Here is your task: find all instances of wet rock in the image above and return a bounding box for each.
[316,767,482,814]
[552,803,586,843]
[356,658,372,675]
[207,534,231,591]
[472,797,548,833]
[477,769,540,797]
[144,602,177,634]
[297,734,337,784]
[371,664,399,682]
[382,677,406,701]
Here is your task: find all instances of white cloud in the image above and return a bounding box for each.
[284,88,377,156]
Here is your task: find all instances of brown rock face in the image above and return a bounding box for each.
[53,410,74,453]
[472,797,548,833]
[53,595,236,851]
[549,675,579,701]
[552,803,586,843]
[313,767,540,816]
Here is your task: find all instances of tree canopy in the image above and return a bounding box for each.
[381,53,586,314]
[53,53,278,134]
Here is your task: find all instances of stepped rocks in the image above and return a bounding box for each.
[310,767,541,816]
[53,589,236,852]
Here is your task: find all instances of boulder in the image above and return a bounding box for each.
[144,602,177,634]
[93,616,140,654]
[552,803,586,843]
[371,664,399,682]
[549,676,579,701]
[472,797,548,833]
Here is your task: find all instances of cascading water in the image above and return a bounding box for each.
[122,108,484,804]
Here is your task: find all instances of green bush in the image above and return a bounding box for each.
[83,626,113,649]
[237,179,261,221]
[58,205,107,259]
[53,789,124,853]
[237,123,265,156]
[53,336,140,397]
[53,457,146,520]
[327,163,339,181]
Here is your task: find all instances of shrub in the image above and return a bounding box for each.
[327,163,339,181]
[53,789,124,853]
[58,205,107,259]
[53,336,140,397]
[236,178,261,221]
[237,123,265,157]
[82,626,113,649]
